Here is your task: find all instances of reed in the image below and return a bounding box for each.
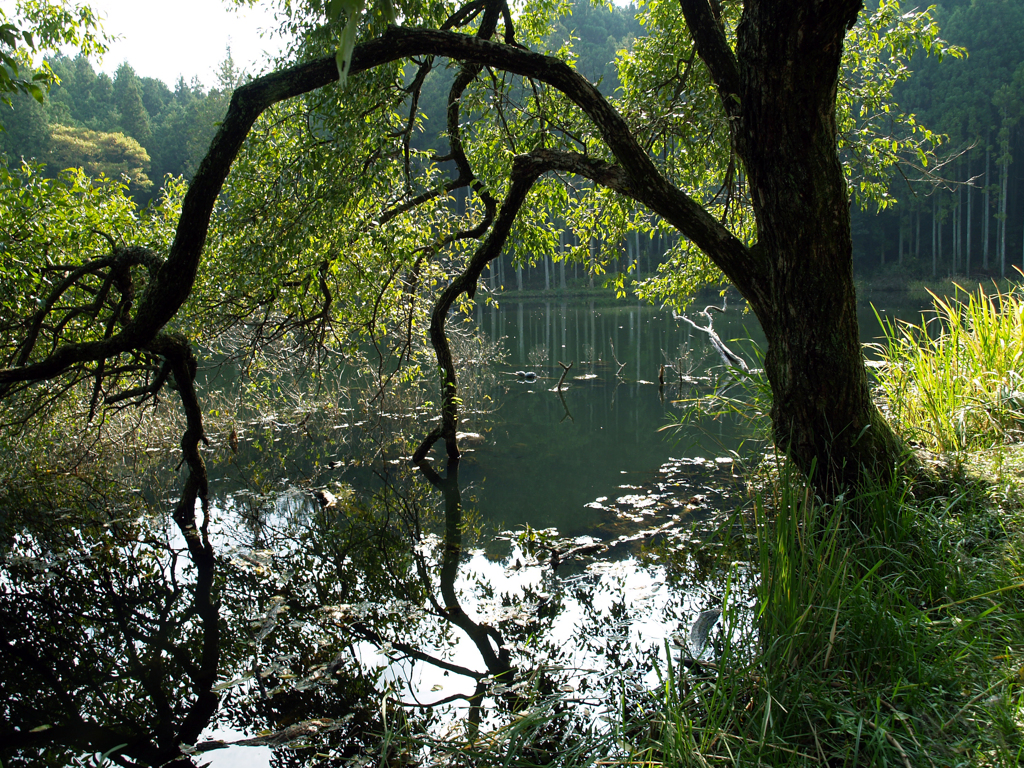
[874,283,1024,455]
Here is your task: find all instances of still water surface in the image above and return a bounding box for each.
[0,294,918,766]
[454,298,763,533]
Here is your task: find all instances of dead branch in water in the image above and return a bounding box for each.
[673,299,750,374]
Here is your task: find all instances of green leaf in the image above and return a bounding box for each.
[334,0,364,90]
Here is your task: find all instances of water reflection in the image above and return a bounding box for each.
[2,297,770,766]
[412,459,513,735]
[0,506,221,766]
[454,299,762,534]
[1,450,752,766]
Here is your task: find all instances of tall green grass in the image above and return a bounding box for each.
[874,284,1024,455]
[636,458,1024,766]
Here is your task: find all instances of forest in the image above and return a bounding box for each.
[1,51,244,195]
[861,0,1024,278]
[6,0,1024,767]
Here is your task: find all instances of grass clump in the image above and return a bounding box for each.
[632,460,1024,766]
[873,283,1024,455]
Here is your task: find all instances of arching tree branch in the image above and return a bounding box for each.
[2,24,762,393]
[678,0,741,115]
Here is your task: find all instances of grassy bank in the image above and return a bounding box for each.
[634,283,1024,766]
[637,456,1024,766]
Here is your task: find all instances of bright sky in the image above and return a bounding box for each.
[85,0,288,88]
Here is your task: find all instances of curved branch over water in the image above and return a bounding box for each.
[0,3,911,497]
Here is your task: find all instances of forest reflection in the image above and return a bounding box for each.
[1,297,774,767]
[1,451,751,767]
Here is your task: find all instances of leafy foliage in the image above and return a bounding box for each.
[0,158,181,423]
[1,52,241,203]
[874,283,1024,454]
[840,0,964,211]
[0,0,105,106]
[47,124,153,190]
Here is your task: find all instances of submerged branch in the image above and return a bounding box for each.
[556,360,573,392]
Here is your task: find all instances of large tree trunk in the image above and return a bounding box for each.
[725,1,906,492]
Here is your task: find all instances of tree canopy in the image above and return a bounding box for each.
[0,0,967,539]
[0,0,106,105]
[1,51,246,203]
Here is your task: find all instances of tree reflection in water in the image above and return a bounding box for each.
[0,502,223,766]
[1,452,749,766]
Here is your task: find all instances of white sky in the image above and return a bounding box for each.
[83,0,288,88]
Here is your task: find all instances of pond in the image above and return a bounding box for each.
[0,292,922,767]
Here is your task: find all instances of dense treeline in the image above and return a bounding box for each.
[0,51,242,201]
[548,0,642,92]
[855,0,1024,278]
[7,0,1023,285]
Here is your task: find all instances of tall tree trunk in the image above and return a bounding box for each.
[985,145,991,270]
[898,217,903,266]
[1001,159,1008,278]
[588,238,595,288]
[950,181,958,274]
[722,0,906,492]
[559,230,566,289]
[967,153,972,277]
[915,208,921,260]
[939,217,944,276]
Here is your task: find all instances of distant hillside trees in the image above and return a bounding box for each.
[854,0,1024,279]
[547,0,642,92]
[48,124,152,191]
[0,50,241,201]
